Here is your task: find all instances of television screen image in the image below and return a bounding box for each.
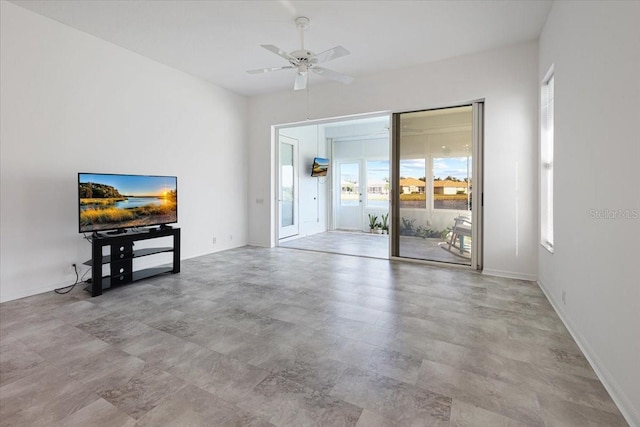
[78,173,177,233]
[311,157,329,177]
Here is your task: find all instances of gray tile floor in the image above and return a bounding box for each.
[279,231,390,259]
[279,231,470,265]
[0,247,628,426]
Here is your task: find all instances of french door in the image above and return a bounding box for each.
[279,135,299,239]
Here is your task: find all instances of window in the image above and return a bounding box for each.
[433,157,472,211]
[366,160,389,208]
[541,68,554,252]
[399,158,426,208]
[339,162,360,206]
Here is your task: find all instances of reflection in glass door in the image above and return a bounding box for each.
[392,104,483,268]
[335,161,362,230]
[279,135,299,239]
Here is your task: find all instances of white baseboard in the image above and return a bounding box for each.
[537,279,639,427]
[482,268,537,281]
[181,243,250,261]
[0,279,73,304]
[247,242,270,248]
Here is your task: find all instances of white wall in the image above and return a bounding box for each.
[248,41,539,280]
[278,124,328,238]
[538,2,640,425]
[0,2,248,302]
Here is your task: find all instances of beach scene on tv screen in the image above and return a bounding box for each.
[312,158,329,176]
[79,174,177,232]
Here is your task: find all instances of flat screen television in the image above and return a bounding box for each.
[311,157,329,177]
[78,173,177,233]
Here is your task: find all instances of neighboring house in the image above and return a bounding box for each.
[433,180,471,195]
[341,180,359,194]
[399,177,425,194]
[367,179,388,195]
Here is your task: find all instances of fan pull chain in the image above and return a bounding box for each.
[306,83,310,120]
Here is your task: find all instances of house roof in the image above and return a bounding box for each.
[399,178,426,187]
[433,180,471,188]
[367,179,387,187]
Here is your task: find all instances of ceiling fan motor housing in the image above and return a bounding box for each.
[290,49,317,64]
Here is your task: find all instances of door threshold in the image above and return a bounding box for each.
[390,255,479,271]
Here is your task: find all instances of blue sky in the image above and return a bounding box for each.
[339,157,471,182]
[401,157,471,180]
[79,173,176,196]
[367,160,389,182]
[432,157,472,180]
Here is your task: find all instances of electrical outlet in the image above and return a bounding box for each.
[212,237,216,244]
[562,290,566,305]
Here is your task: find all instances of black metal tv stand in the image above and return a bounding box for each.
[84,227,180,297]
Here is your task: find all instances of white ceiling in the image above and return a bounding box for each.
[10,0,553,97]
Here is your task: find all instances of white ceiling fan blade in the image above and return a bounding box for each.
[315,46,350,64]
[294,72,308,91]
[246,66,294,74]
[311,67,354,85]
[261,44,298,63]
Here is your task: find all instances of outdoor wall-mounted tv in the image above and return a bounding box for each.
[311,157,329,177]
[78,173,177,233]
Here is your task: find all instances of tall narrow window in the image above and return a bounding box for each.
[541,68,554,252]
[366,160,389,208]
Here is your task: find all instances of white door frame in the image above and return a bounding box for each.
[272,111,392,244]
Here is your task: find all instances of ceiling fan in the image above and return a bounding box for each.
[247,16,354,91]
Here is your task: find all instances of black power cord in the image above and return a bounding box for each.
[54,263,79,294]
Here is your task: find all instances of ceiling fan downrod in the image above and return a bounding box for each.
[295,16,310,51]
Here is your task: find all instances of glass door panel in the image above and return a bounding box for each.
[366,160,390,209]
[335,161,362,230]
[279,136,298,239]
[394,106,475,266]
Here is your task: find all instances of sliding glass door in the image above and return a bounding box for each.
[391,104,483,269]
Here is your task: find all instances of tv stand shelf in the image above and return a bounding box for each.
[85,228,180,297]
